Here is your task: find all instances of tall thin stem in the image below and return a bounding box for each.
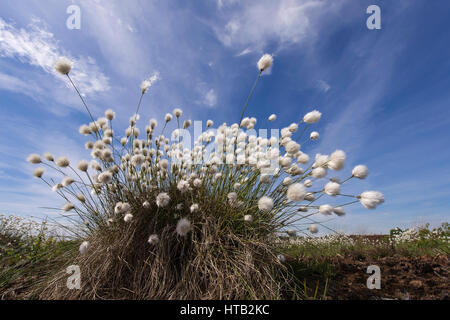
[238,71,262,127]
[66,74,101,137]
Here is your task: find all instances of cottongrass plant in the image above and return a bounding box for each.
[28,54,384,299]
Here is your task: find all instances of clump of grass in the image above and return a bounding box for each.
[26,55,384,299]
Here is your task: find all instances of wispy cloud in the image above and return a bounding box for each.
[0,17,109,95]
[203,89,218,107]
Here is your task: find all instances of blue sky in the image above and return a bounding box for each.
[0,0,449,234]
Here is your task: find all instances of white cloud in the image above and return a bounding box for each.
[215,0,326,51]
[317,79,330,92]
[204,89,218,107]
[235,48,252,56]
[0,18,109,96]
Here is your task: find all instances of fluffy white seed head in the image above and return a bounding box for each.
[268,114,276,121]
[124,213,133,222]
[244,214,253,222]
[176,218,192,236]
[311,167,327,178]
[79,241,89,255]
[310,131,319,140]
[43,152,54,161]
[177,180,190,193]
[352,165,369,179]
[333,207,346,216]
[56,156,70,168]
[190,203,199,213]
[148,234,160,245]
[33,167,45,178]
[206,120,214,127]
[141,80,151,94]
[27,154,41,164]
[165,113,172,122]
[328,150,346,171]
[55,57,72,75]
[173,108,183,118]
[285,141,300,155]
[319,204,333,215]
[76,194,86,202]
[105,109,115,121]
[257,53,273,72]
[258,196,274,212]
[303,110,322,124]
[308,224,318,234]
[360,191,384,209]
[62,202,75,212]
[287,229,296,237]
[156,192,170,207]
[62,176,75,187]
[324,181,340,196]
[286,183,306,202]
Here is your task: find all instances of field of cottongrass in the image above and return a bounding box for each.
[1,54,391,299]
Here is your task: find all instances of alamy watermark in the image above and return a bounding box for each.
[66,5,81,30]
[366,265,381,289]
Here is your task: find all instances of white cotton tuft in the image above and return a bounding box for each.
[79,124,91,135]
[165,113,172,122]
[62,176,75,187]
[282,177,293,186]
[177,180,190,193]
[156,192,170,207]
[352,165,369,179]
[360,191,384,209]
[56,156,70,168]
[33,167,45,178]
[308,224,318,234]
[319,204,333,215]
[206,120,214,127]
[297,153,310,164]
[98,171,112,184]
[286,229,296,237]
[173,108,183,118]
[244,214,253,222]
[303,179,312,188]
[143,201,150,208]
[285,141,300,155]
[193,178,202,188]
[324,181,340,196]
[190,203,199,213]
[268,114,276,121]
[310,131,319,140]
[148,234,160,245]
[333,207,346,216]
[328,150,346,171]
[258,196,274,212]
[62,202,75,212]
[76,194,86,202]
[141,80,151,94]
[287,183,306,202]
[79,241,89,255]
[43,152,54,162]
[124,213,133,222]
[257,53,273,72]
[27,154,41,164]
[176,218,192,236]
[303,110,322,124]
[105,109,115,120]
[55,57,72,75]
[311,167,327,178]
